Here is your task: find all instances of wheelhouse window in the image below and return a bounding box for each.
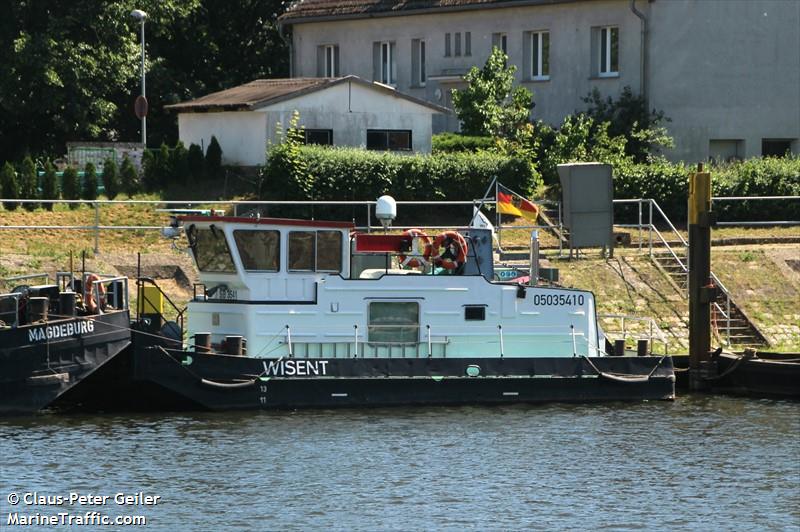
[233,230,279,272]
[598,26,619,76]
[188,225,236,273]
[288,230,343,273]
[368,302,420,344]
[304,129,333,146]
[367,129,412,151]
[530,31,550,79]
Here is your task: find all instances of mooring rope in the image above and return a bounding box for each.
[580,355,670,383]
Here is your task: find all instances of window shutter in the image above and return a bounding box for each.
[411,39,420,86]
[522,32,531,79]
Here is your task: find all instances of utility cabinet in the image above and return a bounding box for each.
[557,163,614,256]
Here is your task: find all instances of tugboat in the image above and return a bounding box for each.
[131,197,675,410]
[0,272,131,415]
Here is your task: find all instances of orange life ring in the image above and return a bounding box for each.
[398,228,432,268]
[432,231,469,270]
[84,273,106,314]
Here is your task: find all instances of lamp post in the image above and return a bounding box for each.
[131,9,148,146]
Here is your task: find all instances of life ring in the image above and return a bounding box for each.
[431,231,469,270]
[84,273,106,314]
[398,228,432,268]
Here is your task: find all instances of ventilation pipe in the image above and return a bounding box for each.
[630,0,649,105]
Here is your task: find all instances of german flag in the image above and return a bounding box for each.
[497,184,539,222]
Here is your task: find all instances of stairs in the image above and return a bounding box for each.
[651,249,689,292]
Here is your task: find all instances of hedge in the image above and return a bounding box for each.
[432,133,496,153]
[613,155,800,222]
[261,145,537,204]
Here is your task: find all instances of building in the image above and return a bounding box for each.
[279,0,800,163]
[165,76,448,166]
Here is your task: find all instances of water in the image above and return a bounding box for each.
[1,396,798,531]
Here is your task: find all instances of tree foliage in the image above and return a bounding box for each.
[187,143,204,181]
[1,162,19,210]
[120,155,140,197]
[451,48,533,138]
[62,167,80,209]
[83,162,98,202]
[41,161,59,210]
[205,136,223,180]
[19,156,38,211]
[102,158,120,200]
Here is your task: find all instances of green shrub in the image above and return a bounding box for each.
[120,155,140,197]
[142,148,165,192]
[83,162,98,202]
[188,143,204,181]
[1,162,19,210]
[102,158,120,200]
[432,133,495,153]
[41,161,59,211]
[19,156,38,211]
[61,167,80,209]
[205,136,222,180]
[170,141,189,185]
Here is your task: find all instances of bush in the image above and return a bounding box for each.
[432,133,495,153]
[102,158,120,200]
[170,141,189,185]
[205,136,222,180]
[120,155,140,197]
[83,162,98,202]
[1,162,19,210]
[41,161,59,211]
[142,148,166,192]
[188,143,204,181]
[61,167,80,209]
[19,156,38,211]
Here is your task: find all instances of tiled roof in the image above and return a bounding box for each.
[280,0,577,23]
[165,76,449,113]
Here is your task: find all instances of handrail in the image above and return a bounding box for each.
[597,312,671,355]
[0,293,21,328]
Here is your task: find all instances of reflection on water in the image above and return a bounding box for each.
[1,395,798,531]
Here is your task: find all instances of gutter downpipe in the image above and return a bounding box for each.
[277,21,294,77]
[630,0,648,106]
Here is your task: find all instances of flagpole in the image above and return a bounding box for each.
[467,176,498,226]
[495,179,501,251]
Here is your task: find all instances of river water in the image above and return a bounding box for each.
[1,395,798,531]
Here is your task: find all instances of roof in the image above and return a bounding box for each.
[165,75,449,114]
[180,215,355,229]
[280,0,581,23]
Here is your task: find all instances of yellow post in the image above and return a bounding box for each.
[688,164,712,225]
[137,285,164,314]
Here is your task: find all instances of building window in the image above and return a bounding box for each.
[762,139,793,157]
[288,230,343,273]
[492,32,508,55]
[709,139,744,163]
[598,26,619,76]
[233,230,280,272]
[465,32,471,56]
[445,33,451,57]
[368,302,420,344]
[304,129,333,146]
[366,130,412,151]
[373,41,396,84]
[455,32,462,56]
[530,31,550,79]
[412,39,426,86]
[317,44,339,77]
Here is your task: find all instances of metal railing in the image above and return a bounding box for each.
[598,313,671,355]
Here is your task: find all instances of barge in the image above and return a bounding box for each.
[129,197,675,410]
[0,273,131,415]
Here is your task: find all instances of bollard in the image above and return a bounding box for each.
[613,339,626,357]
[59,292,77,317]
[195,332,212,354]
[27,297,49,322]
[637,339,649,357]
[225,335,244,356]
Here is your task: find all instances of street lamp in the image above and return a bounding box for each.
[131,9,148,146]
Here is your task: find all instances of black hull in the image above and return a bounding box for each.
[712,352,800,398]
[0,311,131,416]
[131,346,676,411]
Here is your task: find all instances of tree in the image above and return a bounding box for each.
[120,155,140,197]
[170,141,189,185]
[260,111,309,200]
[581,86,673,162]
[19,156,38,211]
[187,143,204,181]
[62,167,80,209]
[102,158,120,199]
[451,47,533,138]
[41,161,59,211]
[1,162,19,210]
[205,136,222,180]
[83,162,98,202]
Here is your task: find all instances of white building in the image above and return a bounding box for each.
[165,76,449,166]
[279,0,800,163]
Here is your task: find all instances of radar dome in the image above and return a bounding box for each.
[375,195,397,228]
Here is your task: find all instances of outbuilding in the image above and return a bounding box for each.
[165,75,449,166]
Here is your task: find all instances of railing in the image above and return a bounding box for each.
[0,293,21,328]
[598,313,671,355]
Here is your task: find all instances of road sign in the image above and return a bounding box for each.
[134,95,149,119]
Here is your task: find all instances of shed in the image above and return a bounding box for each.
[165,76,449,166]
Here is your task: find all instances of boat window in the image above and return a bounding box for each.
[191,226,236,273]
[288,230,344,273]
[464,306,486,321]
[288,231,315,271]
[317,231,342,272]
[368,302,419,344]
[234,230,280,272]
